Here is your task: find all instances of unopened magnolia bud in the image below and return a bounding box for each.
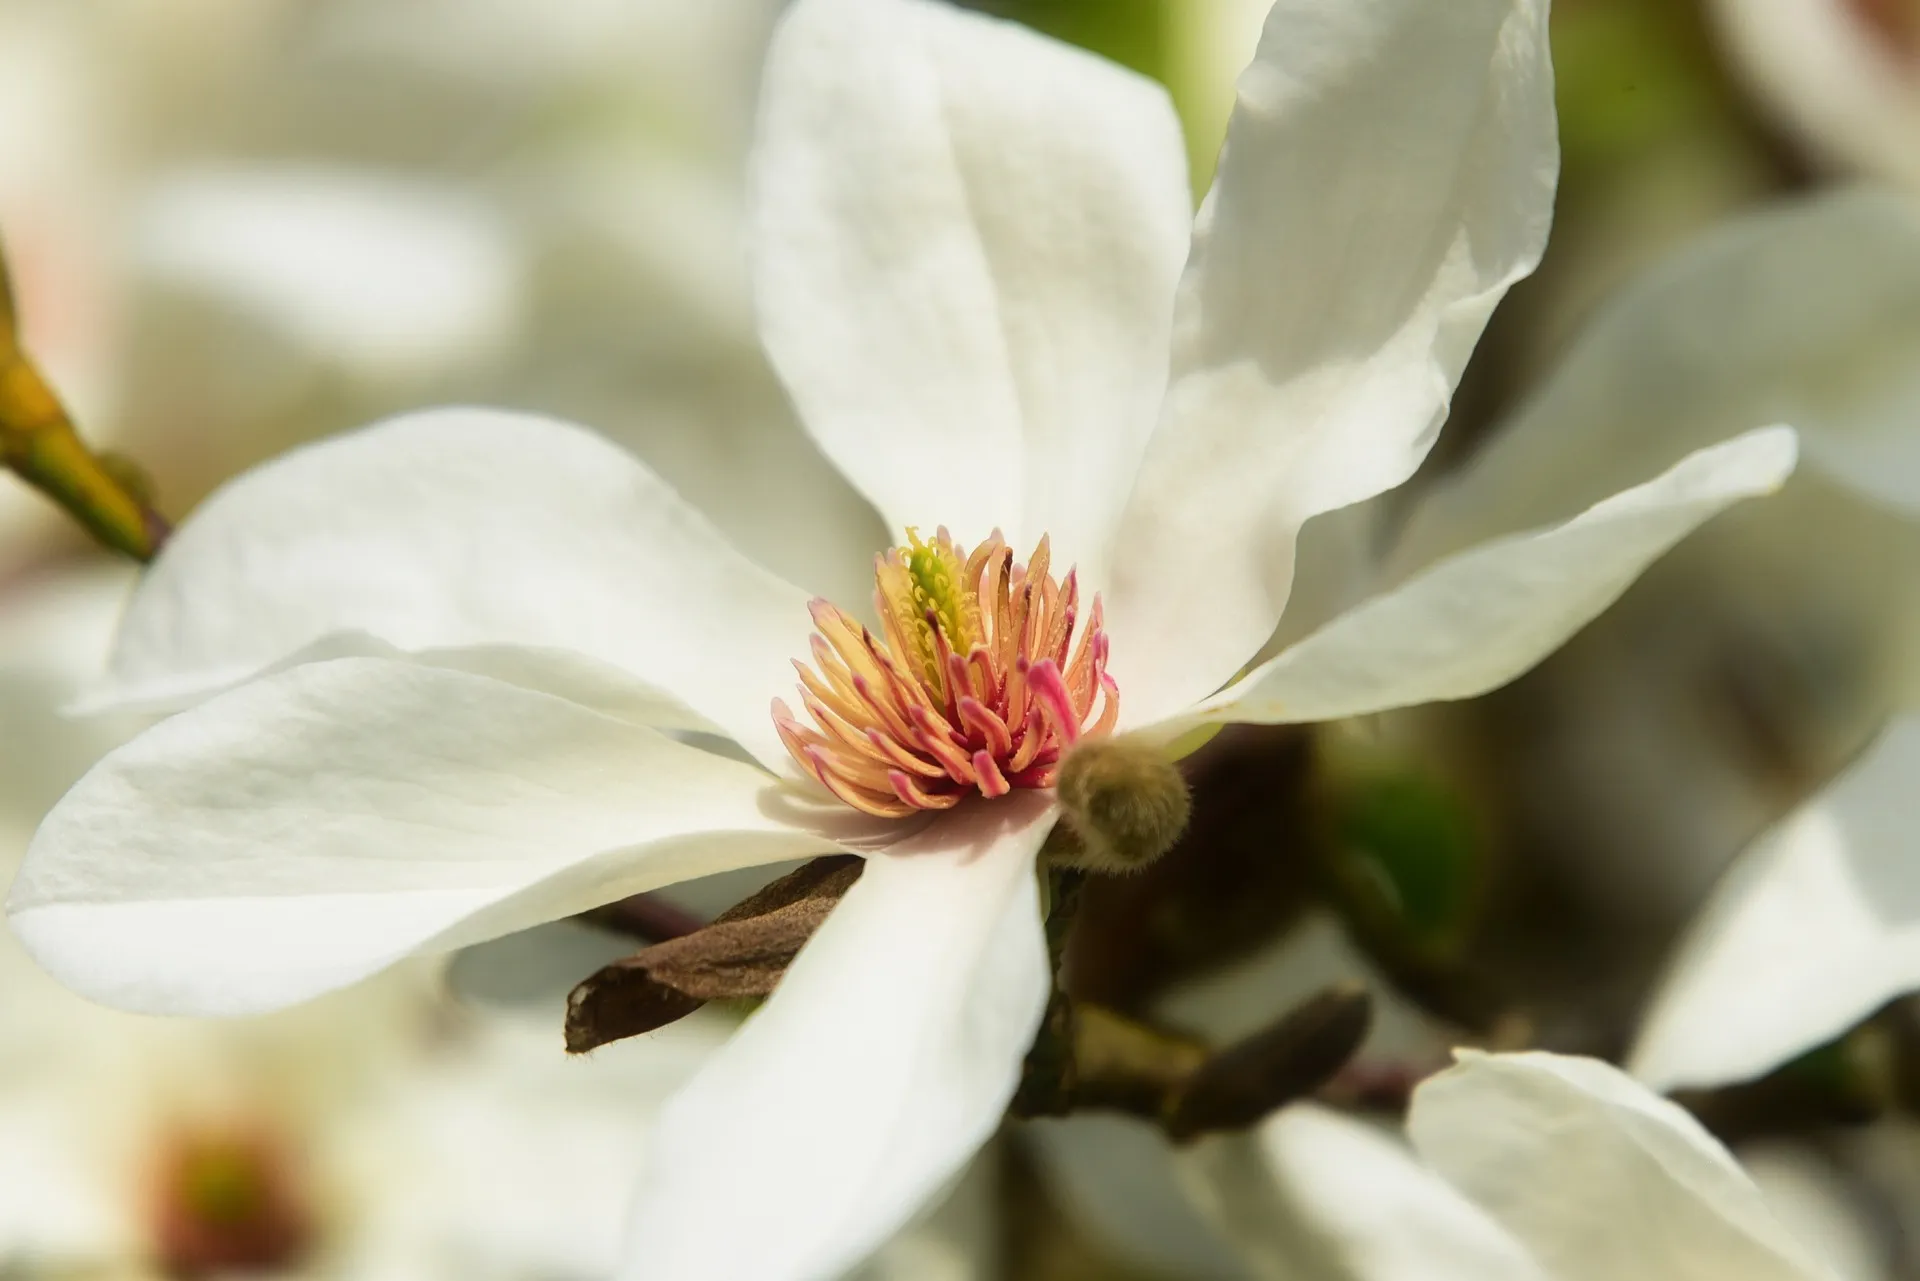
[1051,737,1191,874]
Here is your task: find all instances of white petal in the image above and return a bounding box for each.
[852,1153,1002,1281]
[623,794,1054,1281]
[1410,1052,1830,1281]
[103,407,816,772]
[751,0,1191,571]
[1180,1107,1546,1281]
[1741,1143,1892,1281]
[1632,717,1920,1092]
[1388,191,1920,572]
[1107,0,1558,724]
[1150,428,1796,736]
[8,658,844,1016]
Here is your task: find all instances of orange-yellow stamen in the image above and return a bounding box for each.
[773,528,1118,817]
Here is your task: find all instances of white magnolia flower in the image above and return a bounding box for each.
[1370,188,1920,1093]
[7,0,1798,1276]
[1185,1050,1869,1281]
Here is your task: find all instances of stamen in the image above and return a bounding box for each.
[973,750,1012,798]
[777,530,1117,814]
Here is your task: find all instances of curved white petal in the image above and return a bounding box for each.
[93,628,719,740]
[8,658,844,1016]
[103,407,816,771]
[1108,0,1558,724]
[751,0,1191,571]
[1148,428,1795,736]
[623,793,1054,1281]
[1632,717,1920,1093]
[1410,1052,1829,1281]
[1389,191,1920,573]
[1180,1107,1546,1281]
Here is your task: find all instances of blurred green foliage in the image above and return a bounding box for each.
[1326,768,1483,962]
[1553,0,1741,175]
[960,0,1167,85]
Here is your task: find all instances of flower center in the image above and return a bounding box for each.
[774,528,1118,817]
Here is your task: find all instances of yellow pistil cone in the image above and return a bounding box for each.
[0,235,168,562]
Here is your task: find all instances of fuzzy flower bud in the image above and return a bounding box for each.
[1050,737,1191,874]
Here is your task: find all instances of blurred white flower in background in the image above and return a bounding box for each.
[1708,0,1920,188]
[1370,188,1920,1093]
[1186,1050,1882,1281]
[0,0,882,601]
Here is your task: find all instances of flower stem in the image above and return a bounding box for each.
[0,240,168,561]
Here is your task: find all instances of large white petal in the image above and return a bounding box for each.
[102,407,816,771]
[751,0,1191,573]
[8,658,846,1016]
[1180,1107,1546,1281]
[622,793,1054,1281]
[1107,0,1558,724]
[1145,428,1795,737]
[1410,1052,1830,1281]
[1632,717,1920,1092]
[1387,191,1920,572]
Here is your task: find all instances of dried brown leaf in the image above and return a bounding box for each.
[564,855,863,1053]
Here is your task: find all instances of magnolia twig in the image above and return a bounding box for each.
[1012,984,1374,1142]
[0,239,168,561]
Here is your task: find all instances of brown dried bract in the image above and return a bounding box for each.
[564,855,864,1053]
